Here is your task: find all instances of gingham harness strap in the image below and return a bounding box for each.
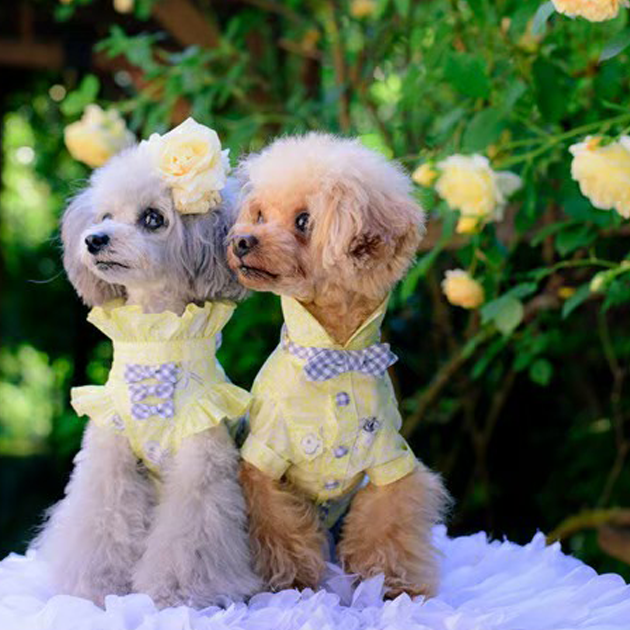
[281,326,398,382]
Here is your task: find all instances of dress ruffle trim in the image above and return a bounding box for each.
[87,300,237,342]
[71,382,251,434]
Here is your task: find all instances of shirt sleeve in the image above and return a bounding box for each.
[241,395,291,480]
[367,430,417,486]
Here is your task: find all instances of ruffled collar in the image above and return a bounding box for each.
[87,300,237,342]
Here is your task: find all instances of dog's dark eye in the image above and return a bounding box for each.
[102,213,113,221]
[140,208,166,231]
[295,211,310,233]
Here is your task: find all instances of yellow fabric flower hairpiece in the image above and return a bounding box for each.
[143,117,231,215]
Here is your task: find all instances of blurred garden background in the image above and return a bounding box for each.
[1,0,630,580]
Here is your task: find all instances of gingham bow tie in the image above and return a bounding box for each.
[128,383,175,403]
[282,328,397,382]
[124,362,179,384]
[132,400,175,420]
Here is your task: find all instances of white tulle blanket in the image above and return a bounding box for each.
[1,527,628,630]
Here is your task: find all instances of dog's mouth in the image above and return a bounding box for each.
[95,261,131,271]
[238,264,279,281]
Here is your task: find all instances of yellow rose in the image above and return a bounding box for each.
[412,163,439,187]
[351,0,377,18]
[442,269,485,309]
[144,117,230,215]
[552,0,629,21]
[435,154,522,234]
[64,105,134,168]
[570,136,630,219]
[113,0,134,13]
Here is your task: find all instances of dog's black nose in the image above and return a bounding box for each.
[232,235,259,258]
[85,233,110,255]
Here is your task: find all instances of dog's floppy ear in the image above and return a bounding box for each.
[61,190,125,307]
[311,165,425,273]
[166,185,248,303]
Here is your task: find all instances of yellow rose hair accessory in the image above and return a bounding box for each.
[64,104,135,168]
[144,117,230,215]
[570,136,630,219]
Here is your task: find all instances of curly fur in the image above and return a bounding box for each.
[36,144,261,608]
[227,133,448,596]
[239,462,327,591]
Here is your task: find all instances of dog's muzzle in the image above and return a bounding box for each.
[85,232,110,255]
[231,234,258,259]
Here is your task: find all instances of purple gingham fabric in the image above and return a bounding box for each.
[128,383,175,403]
[132,399,175,420]
[124,362,179,384]
[125,362,179,420]
[281,326,398,382]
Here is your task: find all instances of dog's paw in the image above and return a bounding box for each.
[52,566,132,606]
[254,532,326,592]
[133,552,261,609]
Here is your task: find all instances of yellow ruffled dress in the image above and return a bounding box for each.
[71,300,251,475]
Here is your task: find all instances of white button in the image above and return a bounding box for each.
[301,433,321,455]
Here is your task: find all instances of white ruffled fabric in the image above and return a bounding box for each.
[1,526,628,630]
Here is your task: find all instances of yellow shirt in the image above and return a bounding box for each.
[241,296,417,505]
[71,300,251,475]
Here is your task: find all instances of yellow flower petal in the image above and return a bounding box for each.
[435,154,521,226]
[552,0,629,21]
[412,163,438,187]
[350,0,377,18]
[570,136,630,219]
[64,105,134,168]
[442,269,485,309]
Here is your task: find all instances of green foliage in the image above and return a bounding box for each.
[2,0,630,579]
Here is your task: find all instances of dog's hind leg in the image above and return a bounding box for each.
[132,425,262,608]
[337,464,448,599]
[35,422,155,605]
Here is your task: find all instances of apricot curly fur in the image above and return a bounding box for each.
[239,462,327,591]
[338,466,450,598]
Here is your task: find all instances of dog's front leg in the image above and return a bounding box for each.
[337,465,448,599]
[36,422,155,605]
[132,425,262,608]
[239,461,327,591]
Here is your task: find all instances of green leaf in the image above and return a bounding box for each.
[399,212,457,301]
[533,58,573,122]
[562,284,591,319]
[481,295,525,335]
[393,0,410,17]
[555,224,597,256]
[359,133,393,158]
[532,221,572,246]
[471,336,508,380]
[444,53,491,99]
[494,297,524,336]
[506,282,539,300]
[529,358,553,386]
[600,29,630,62]
[60,75,101,117]
[462,108,505,152]
[532,2,555,36]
